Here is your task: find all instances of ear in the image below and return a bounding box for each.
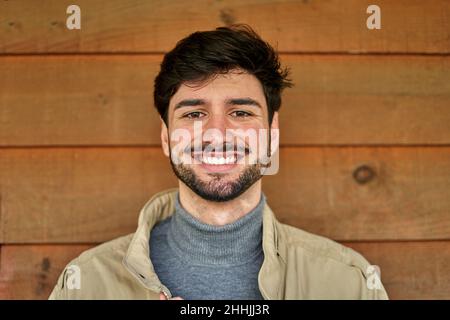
[160,117,170,158]
[270,112,279,156]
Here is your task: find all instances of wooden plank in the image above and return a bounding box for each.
[0,55,163,146]
[1,55,449,146]
[264,146,450,241]
[0,242,448,299]
[0,147,449,243]
[0,147,178,243]
[344,241,450,300]
[1,0,449,54]
[282,54,450,145]
[0,244,93,299]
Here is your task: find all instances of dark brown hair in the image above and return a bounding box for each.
[153,24,292,126]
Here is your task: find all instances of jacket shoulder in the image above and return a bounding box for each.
[277,222,388,299]
[48,234,141,299]
[75,233,133,265]
[279,223,368,269]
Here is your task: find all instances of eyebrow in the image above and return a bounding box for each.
[173,99,205,111]
[173,97,262,111]
[226,98,262,109]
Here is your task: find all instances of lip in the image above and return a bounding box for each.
[200,162,239,173]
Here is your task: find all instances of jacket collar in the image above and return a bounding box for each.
[122,188,284,299]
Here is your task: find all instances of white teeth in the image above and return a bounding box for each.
[202,156,236,165]
[225,156,235,164]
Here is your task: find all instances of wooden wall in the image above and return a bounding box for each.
[0,0,449,299]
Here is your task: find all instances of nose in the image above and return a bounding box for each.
[202,113,228,145]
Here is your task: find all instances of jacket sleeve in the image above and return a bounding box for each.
[359,271,389,300]
[353,262,389,300]
[48,258,79,300]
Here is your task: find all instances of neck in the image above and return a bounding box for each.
[167,192,265,265]
[178,180,262,226]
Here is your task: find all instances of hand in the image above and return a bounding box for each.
[159,292,184,300]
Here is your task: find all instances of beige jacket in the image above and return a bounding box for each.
[49,188,389,300]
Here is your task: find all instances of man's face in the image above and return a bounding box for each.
[161,69,279,202]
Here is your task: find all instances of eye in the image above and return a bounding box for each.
[183,111,206,119]
[230,110,252,118]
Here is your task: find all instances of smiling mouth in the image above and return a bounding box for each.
[191,152,246,166]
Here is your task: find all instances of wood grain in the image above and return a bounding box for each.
[264,146,450,241]
[1,0,448,302]
[1,241,448,299]
[0,147,178,243]
[1,147,448,243]
[345,241,450,300]
[0,244,93,299]
[1,0,449,54]
[0,55,162,146]
[1,55,449,146]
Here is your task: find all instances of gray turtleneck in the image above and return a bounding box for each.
[149,192,265,300]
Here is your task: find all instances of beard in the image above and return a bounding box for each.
[167,130,273,202]
[170,160,262,202]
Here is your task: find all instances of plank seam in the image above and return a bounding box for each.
[0,52,449,57]
[1,144,450,149]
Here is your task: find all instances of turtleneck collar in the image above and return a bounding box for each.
[166,191,265,266]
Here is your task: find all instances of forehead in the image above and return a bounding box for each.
[170,70,266,107]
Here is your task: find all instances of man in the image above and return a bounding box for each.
[49,25,388,300]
